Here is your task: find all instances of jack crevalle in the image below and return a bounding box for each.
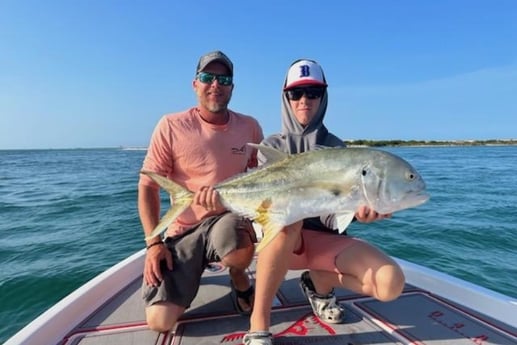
[141,145,429,252]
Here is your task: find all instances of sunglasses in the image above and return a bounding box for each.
[285,87,325,101]
[197,72,233,86]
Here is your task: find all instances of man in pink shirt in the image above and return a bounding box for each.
[138,51,264,333]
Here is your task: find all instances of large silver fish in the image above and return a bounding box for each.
[141,145,429,252]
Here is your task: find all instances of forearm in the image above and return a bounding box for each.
[138,183,162,245]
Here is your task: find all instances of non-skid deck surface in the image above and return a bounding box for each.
[62,260,517,345]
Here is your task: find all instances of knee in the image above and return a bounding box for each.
[222,244,255,269]
[281,221,303,243]
[376,265,405,302]
[147,320,173,333]
[146,306,180,333]
[285,221,303,235]
[146,315,175,333]
[238,243,256,262]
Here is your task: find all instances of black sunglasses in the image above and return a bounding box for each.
[197,72,233,86]
[285,87,325,101]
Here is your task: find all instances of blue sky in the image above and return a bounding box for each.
[1,1,516,149]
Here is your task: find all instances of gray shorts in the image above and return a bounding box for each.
[142,212,256,308]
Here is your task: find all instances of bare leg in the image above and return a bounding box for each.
[146,302,186,333]
[249,221,302,332]
[222,243,256,312]
[322,241,405,301]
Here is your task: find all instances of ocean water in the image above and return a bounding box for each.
[1,146,516,342]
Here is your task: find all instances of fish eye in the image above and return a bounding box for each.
[406,171,416,180]
[361,165,370,177]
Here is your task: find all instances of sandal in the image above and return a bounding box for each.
[299,270,345,324]
[243,331,272,345]
[231,282,254,316]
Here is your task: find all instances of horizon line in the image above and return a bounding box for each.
[2,138,517,151]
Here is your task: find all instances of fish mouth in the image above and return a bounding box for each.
[413,191,430,206]
[376,190,430,214]
[396,191,430,210]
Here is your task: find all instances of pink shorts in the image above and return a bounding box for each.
[288,229,364,273]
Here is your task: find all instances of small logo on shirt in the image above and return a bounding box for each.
[231,145,246,155]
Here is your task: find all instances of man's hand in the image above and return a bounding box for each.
[194,186,226,213]
[144,244,172,287]
[355,205,391,223]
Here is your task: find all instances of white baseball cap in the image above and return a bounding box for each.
[284,59,327,90]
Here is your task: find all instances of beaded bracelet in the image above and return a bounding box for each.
[146,241,164,250]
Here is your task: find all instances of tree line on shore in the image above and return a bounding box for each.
[344,139,517,147]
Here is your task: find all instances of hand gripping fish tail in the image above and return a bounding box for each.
[140,170,194,240]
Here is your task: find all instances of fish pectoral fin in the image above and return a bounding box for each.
[247,143,288,163]
[335,212,355,234]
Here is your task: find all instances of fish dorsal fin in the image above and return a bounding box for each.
[247,143,288,164]
[335,212,356,233]
[313,144,331,151]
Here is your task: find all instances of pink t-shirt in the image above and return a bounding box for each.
[139,107,264,236]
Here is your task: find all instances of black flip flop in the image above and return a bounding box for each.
[231,283,254,315]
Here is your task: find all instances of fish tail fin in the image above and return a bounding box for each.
[140,170,194,239]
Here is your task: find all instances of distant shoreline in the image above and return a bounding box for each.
[344,139,517,147]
